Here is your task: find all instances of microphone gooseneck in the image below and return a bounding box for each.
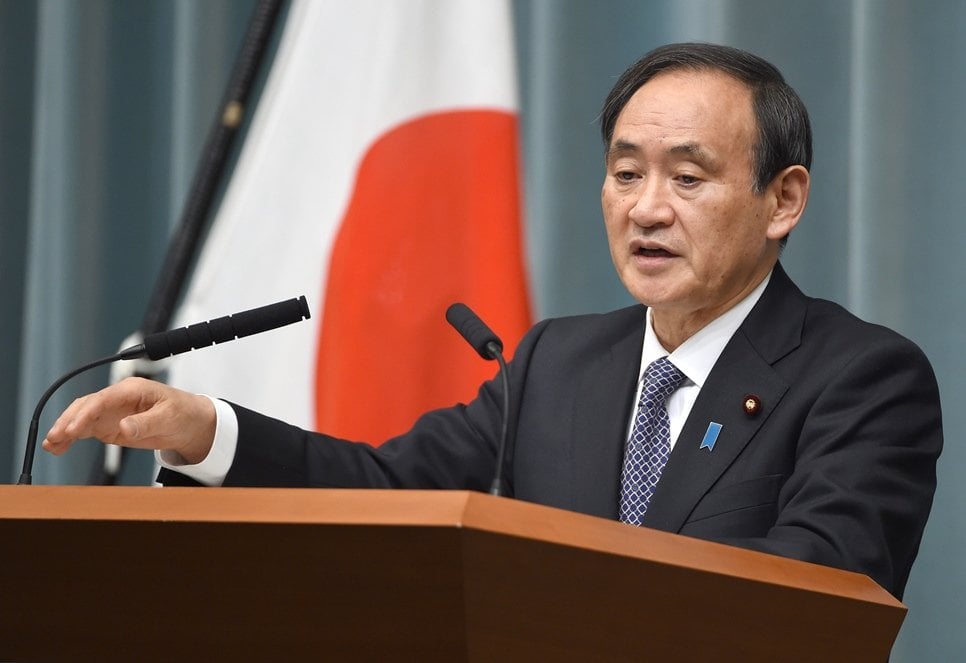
[17,296,311,485]
[445,303,511,497]
[19,353,127,485]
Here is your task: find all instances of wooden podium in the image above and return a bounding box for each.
[0,486,904,661]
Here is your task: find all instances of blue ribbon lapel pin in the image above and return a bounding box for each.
[699,422,723,451]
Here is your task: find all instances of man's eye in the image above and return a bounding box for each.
[677,174,700,186]
[615,171,638,182]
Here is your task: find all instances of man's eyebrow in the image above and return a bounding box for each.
[605,139,639,162]
[667,142,717,166]
[606,140,719,167]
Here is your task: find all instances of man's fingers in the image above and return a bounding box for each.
[43,377,163,450]
[117,410,167,446]
[118,414,141,441]
[41,436,73,455]
[42,394,98,454]
[41,377,215,462]
[114,394,216,462]
[44,394,91,445]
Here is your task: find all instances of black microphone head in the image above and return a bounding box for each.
[140,295,312,360]
[446,303,503,360]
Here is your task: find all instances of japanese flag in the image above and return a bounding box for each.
[166,0,531,443]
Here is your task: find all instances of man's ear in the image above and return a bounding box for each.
[766,165,810,240]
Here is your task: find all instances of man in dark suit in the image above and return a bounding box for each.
[43,43,942,599]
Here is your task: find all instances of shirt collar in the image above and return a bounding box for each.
[640,270,773,387]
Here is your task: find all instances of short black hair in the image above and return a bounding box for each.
[600,42,812,194]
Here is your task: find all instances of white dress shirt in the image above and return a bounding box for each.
[156,396,237,486]
[634,272,771,449]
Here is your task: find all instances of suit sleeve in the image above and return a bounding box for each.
[720,336,942,598]
[169,318,552,491]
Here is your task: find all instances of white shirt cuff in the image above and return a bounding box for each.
[155,395,238,486]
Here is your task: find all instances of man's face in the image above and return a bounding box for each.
[601,69,786,341]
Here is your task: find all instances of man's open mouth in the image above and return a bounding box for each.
[635,247,674,258]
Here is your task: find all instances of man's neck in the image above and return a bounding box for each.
[650,270,773,352]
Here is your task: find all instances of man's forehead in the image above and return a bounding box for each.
[629,69,752,113]
[609,70,756,150]
[642,66,751,95]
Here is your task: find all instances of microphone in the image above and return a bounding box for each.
[445,303,511,497]
[445,302,503,361]
[131,295,311,360]
[18,296,311,485]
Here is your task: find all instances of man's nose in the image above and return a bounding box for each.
[628,178,674,227]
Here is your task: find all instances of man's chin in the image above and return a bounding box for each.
[621,274,684,309]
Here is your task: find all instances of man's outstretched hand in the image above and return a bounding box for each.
[43,377,216,464]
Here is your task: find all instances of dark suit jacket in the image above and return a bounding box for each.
[163,263,942,598]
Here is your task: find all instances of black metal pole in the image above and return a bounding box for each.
[91,0,287,486]
[140,0,287,335]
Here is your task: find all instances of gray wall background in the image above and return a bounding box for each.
[1,1,962,659]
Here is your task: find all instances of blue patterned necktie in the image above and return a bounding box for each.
[619,356,686,525]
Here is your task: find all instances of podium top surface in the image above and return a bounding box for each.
[0,484,901,611]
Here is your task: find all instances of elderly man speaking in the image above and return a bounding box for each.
[44,42,941,600]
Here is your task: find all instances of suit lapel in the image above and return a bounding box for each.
[568,308,644,519]
[642,264,806,533]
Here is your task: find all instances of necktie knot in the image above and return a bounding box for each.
[640,356,685,409]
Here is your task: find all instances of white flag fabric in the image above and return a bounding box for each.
[165,0,531,444]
